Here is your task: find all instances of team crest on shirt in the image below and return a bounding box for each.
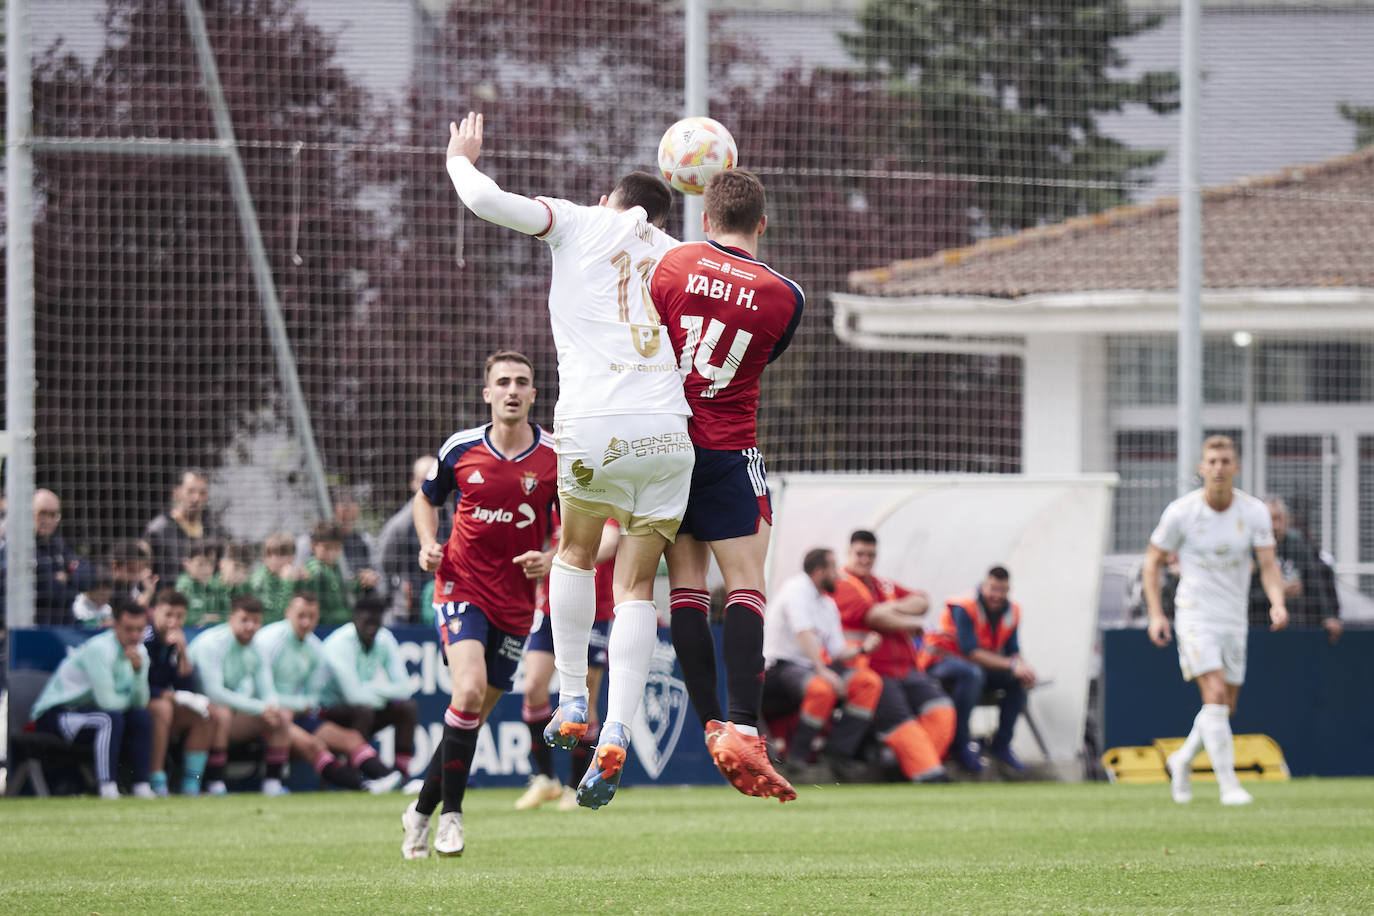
[521,472,539,495]
[630,324,662,358]
[630,638,689,780]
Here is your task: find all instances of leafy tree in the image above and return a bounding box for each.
[27,0,377,548]
[841,0,1179,235]
[1338,102,1374,149]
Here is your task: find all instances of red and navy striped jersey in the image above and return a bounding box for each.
[421,422,558,636]
[650,240,804,450]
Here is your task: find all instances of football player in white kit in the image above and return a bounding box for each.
[445,112,693,808]
[1142,435,1289,805]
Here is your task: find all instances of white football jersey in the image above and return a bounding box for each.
[1150,488,1275,630]
[538,198,690,421]
[764,571,847,669]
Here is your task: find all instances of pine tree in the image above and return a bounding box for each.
[841,0,1179,234]
[1338,103,1374,149]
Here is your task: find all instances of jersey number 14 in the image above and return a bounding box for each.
[677,316,753,398]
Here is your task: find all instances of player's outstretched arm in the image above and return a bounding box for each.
[445,112,552,236]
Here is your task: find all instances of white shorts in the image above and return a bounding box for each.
[553,413,694,540]
[1174,618,1247,685]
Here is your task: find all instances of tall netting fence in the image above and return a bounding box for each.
[4,0,1373,623]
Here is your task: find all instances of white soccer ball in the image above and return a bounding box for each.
[656,116,738,196]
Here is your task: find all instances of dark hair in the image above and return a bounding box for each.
[224,541,257,566]
[849,529,877,546]
[110,596,147,622]
[310,521,344,544]
[108,538,152,567]
[354,594,387,619]
[290,588,320,606]
[802,548,834,575]
[484,350,534,383]
[609,171,672,227]
[153,587,190,609]
[184,540,219,561]
[230,593,264,617]
[986,566,1011,582]
[176,468,209,488]
[88,565,116,592]
[703,169,765,235]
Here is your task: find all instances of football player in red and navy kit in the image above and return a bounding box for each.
[649,169,804,802]
[402,351,558,859]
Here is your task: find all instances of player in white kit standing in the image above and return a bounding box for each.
[445,112,693,808]
[1142,435,1289,805]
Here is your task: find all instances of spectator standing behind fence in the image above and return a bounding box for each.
[249,532,305,622]
[1,489,91,626]
[377,455,450,623]
[144,469,221,587]
[1248,497,1342,643]
[920,566,1038,776]
[295,488,382,599]
[28,598,156,798]
[302,522,355,625]
[176,541,228,626]
[108,539,159,608]
[761,547,884,778]
[143,589,230,796]
[832,531,956,783]
[72,566,116,628]
[320,596,420,789]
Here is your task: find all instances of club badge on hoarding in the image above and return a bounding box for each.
[631,638,688,780]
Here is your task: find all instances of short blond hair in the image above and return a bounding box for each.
[1201,434,1237,457]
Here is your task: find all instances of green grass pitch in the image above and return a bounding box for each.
[3,779,1372,914]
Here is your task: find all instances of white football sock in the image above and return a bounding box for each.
[605,600,660,731]
[1197,703,1240,790]
[1177,713,1205,763]
[548,558,597,700]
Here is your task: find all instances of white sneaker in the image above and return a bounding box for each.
[98,782,121,800]
[205,780,228,796]
[514,774,563,810]
[556,786,579,811]
[1220,784,1254,806]
[1166,750,1193,804]
[434,811,464,857]
[131,782,157,799]
[401,801,431,860]
[261,778,290,796]
[402,778,425,796]
[364,770,404,795]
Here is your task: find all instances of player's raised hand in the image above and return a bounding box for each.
[513,549,552,580]
[448,112,484,163]
[1147,614,1172,648]
[1269,603,1290,631]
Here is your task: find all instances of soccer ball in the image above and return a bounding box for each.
[657,117,738,196]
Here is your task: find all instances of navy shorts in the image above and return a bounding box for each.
[434,600,526,690]
[293,712,324,733]
[680,445,773,542]
[525,612,611,668]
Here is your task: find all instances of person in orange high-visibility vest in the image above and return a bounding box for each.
[833,531,955,783]
[921,566,1037,774]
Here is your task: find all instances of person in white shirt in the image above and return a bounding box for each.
[445,112,694,809]
[1143,435,1289,805]
[762,548,882,776]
